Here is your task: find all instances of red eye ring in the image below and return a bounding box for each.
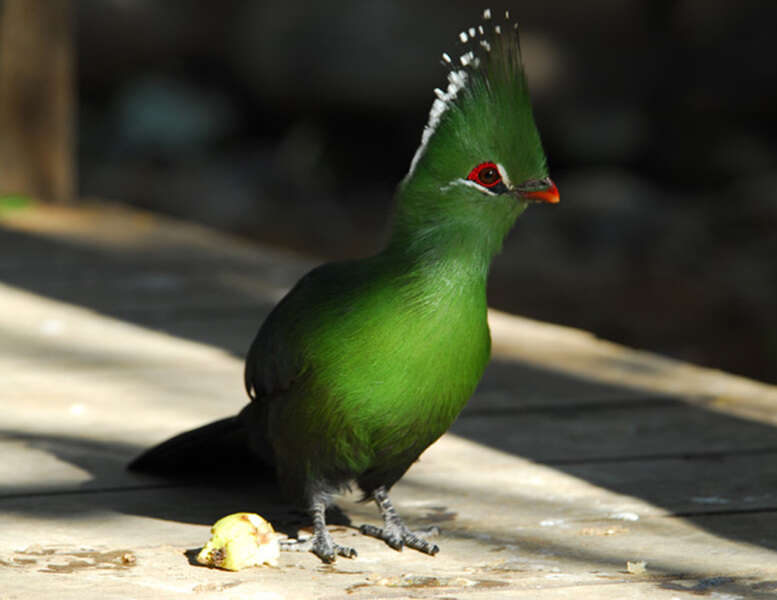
[467,162,502,188]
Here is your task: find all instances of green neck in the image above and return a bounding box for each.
[382,177,526,283]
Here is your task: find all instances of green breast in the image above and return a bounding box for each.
[270,257,491,481]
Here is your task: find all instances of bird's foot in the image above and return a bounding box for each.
[363,486,441,555]
[280,533,357,563]
[287,493,359,563]
[360,522,440,555]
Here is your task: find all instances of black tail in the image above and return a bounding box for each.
[128,416,271,477]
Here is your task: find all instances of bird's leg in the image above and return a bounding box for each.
[279,494,357,563]
[360,486,440,555]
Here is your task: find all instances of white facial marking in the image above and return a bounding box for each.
[496,163,512,187]
[468,27,477,38]
[459,31,468,43]
[483,8,492,20]
[440,178,497,196]
[495,24,501,35]
[442,52,452,63]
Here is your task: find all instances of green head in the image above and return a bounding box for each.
[391,9,558,261]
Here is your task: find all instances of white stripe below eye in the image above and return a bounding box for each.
[440,178,497,196]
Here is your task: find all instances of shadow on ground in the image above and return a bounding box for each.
[1,223,776,563]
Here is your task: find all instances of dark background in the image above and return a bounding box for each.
[77,0,777,384]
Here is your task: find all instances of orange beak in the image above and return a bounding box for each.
[518,177,559,204]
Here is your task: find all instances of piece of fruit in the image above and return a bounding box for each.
[196,513,280,570]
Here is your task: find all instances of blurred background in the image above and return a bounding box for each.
[1,0,776,383]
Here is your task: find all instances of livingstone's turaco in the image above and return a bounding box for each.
[130,8,559,563]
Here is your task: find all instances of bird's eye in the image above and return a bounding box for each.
[467,162,503,188]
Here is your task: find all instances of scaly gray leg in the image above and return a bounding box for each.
[280,493,357,563]
[360,486,439,555]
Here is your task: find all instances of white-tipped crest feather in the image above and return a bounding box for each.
[405,8,520,180]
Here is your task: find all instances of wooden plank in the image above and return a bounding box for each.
[2,435,777,597]
[456,398,777,462]
[2,202,777,599]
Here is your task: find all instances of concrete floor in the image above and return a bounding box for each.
[1,201,776,599]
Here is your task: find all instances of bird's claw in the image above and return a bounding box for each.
[313,535,357,563]
[322,543,358,563]
[279,536,311,552]
[280,535,357,563]
[360,523,439,555]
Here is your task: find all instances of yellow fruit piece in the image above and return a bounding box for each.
[196,512,280,570]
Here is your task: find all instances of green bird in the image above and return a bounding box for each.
[130,8,558,563]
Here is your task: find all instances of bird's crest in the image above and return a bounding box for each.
[405,8,546,187]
